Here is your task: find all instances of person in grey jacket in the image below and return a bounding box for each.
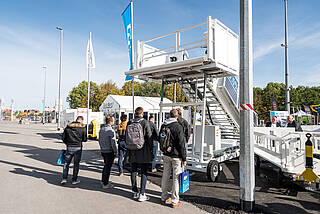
[98,115,117,189]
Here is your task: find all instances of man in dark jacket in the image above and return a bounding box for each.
[149,115,159,172]
[126,107,152,202]
[61,116,87,185]
[177,108,191,143]
[286,115,303,132]
[160,109,187,208]
[266,116,281,127]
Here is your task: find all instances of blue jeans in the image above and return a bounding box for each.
[152,141,158,170]
[62,147,82,181]
[118,140,127,174]
[131,163,148,195]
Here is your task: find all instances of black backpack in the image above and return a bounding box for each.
[159,125,173,154]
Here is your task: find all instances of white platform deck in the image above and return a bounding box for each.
[125,56,238,82]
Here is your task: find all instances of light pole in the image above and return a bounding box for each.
[240,0,255,212]
[42,66,47,124]
[281,0,290,113]
[56,26,63,130]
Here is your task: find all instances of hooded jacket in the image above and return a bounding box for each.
[62,122,87,147]
[126,116,153,163]
[99,124,117,153]
[160,118,187,161]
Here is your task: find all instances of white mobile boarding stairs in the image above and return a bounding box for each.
[180,76,240,140]
[125,16,320,183]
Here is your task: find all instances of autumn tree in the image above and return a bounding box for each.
[96,80,123,108]
[66,81,100,111]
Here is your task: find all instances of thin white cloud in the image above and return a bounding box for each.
[253,28,320,61]
[0,25,129,110]
[253,41,281,60]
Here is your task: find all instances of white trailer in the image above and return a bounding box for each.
[60,108,104,129]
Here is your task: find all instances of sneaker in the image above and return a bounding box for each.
[151,168,157,173]
[171,201,182,208]
[71,180,80,185]
[60,179,67,185]
[161,198,172,205]
[138,193,150,202]
[119,173,124,177]
[133,191,140,199]
[102,183,114,189]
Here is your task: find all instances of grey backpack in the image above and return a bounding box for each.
[126,119,145,150]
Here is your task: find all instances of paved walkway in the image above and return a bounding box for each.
[0,121,207,214]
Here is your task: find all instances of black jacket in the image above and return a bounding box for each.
[287,120,303,132]
[177,117,191,142]
[149,121,159,141]
[127,116,153,163]
[266,121,281,127]
[62,122,87,147]
[160,118,187,161]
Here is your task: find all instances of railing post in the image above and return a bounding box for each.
[207,16,213,60]
[200,75,207,163]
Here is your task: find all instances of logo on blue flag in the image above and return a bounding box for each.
[122,1,134,81]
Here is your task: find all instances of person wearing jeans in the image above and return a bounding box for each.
[61,116,87,185]
[62,147,82,183]
[117,114,127,176]
[99,116,117,189]
[131,163,148,195]
[159,109,187,208]
[149,115,159,172]
[127,107,152,202]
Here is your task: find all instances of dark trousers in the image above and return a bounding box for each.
[101,152,115,185]
[62,148,82,181]
[118,141,127,174]
[131,163,148,195]
[152,141,158,170]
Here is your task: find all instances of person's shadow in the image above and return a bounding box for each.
[2,159,162,205]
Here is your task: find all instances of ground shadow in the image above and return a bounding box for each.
[0,131,18,135]
[37,132,62,140]
[0,159,162,206]
[0,141,106,175]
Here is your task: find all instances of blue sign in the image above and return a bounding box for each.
[122,1,133,81]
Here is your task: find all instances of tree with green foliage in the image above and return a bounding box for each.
[253,83,320,122]
[66,81,100,111]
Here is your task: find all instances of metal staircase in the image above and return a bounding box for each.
[180,76,240,140]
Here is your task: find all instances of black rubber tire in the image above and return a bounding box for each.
[207,160,220,182]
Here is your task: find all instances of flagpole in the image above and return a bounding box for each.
[87,66,90,136]
[131,0,135,116]
[86,31,92,137]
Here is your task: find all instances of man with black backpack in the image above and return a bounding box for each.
[159,109,186,208]
[126,107,152,202]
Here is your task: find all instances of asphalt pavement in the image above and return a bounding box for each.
[0,121,207,214]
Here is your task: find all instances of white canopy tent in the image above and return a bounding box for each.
[292,110,312,117]
[99,95,177,126]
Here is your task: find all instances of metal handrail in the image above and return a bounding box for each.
[143,44,205,61]
[143,22,207,43]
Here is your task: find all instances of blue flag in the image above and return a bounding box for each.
[122,1,134,81]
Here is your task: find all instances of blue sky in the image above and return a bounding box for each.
[0,0,319,110]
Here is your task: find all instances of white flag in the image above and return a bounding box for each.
[86,32,96,69]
